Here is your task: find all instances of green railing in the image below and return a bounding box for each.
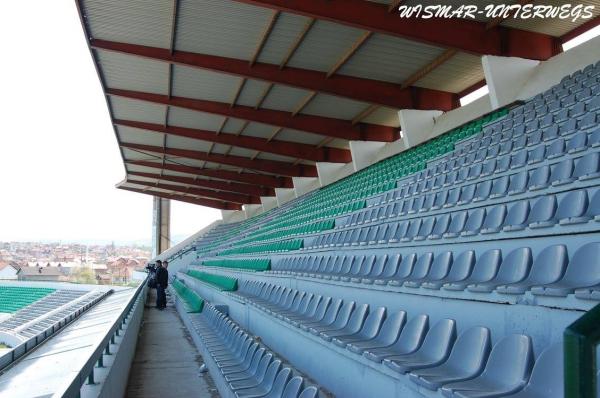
[565,303,600,398]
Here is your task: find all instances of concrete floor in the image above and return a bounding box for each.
[126,289,220,398]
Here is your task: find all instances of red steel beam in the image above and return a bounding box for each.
[560,15,600,44]
[126,179,261,204]
[121,142,317,177]
[230,0,558,60]
[119,186,242,210]
[115,119,351,163]
[128,171,275,197]
[92,39,457,111]
[126,160,293,188]
[107,89,399,142]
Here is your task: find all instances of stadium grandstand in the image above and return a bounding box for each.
[2,1,600,397]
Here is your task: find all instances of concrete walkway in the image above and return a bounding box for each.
[126,289,220,398]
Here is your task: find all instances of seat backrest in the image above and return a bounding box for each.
[556,189,589,220]
[483,204,507,229]
[528,195,558,224]
[432,214,451,235]
[428,251,453,280]
[563,242,600,285]
[574,152,600,179]
[395,252,417,279]
[417,319,457,360]
[504,200,531,228]
[527,244,569,285]
[259,360,282,386]
[549,159,574,184]
[264,368,293,398]
[339,256,354,274]
[406,219,422,239]
[312,297,331,321]
[460,184,476,202]
[495,247,532,283]
[345,304,370,333]
[470,249,502,282]
[298,386,319,398]
[465,208,486,232]
[509,171,528,192]
[279,376,303,398]
[547,137,565,157]
[357,255,376,276]
[321,298,343,324]
[409,252,434,279]
[587,189,600,218]
[248,348,268,375]
[394,314,429,353]
[418,217,436,237]
[444,326,491,375]
[448,211,468,233]
[376,311,407,343]
[524,343,563,396]
[359,307,387,338]
[332,301,356,329]
[528,165,550,188]
[380,253,401,278]
[348,256,365,275]
[474,180,492,200]
[446,250,476,280]
[368,254,388,278]
[480,334,533,387]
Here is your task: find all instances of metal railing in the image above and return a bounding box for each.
[565,303,600,398]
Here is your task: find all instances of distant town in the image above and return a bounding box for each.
[0,241,151,285]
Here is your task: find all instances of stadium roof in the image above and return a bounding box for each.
[76,0,600,211]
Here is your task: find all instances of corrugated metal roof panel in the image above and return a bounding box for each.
[239,122,276,139]
[416,51,483,93]
[362,106,400,128]
[117,125,164,147]
[236,79,271,107]
[221,118,248,135]
[176,0,271,60]
[260,84,311,112]
[96,50,169,95]
[327,139,351,149]
[209,144,230,155]
[338,33,444,83]
[258,12,312,65]
[228,147,257,158]
[168,107,225,132]
[172,65,240,103]
[126,175,158,185]
[275,129,323,145]
[166,135,212,153]
[256,152,297,162]
[121,147,158,161]
[502,0,600,36]
[288,20,365,72]
[82,0,173,48]
[110,97,166,124]
[173,158,206,168]
[302,94,369,120]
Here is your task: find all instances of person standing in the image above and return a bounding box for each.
[156,260,169,309]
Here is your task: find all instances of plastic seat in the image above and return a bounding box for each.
[361,255,388,282]
[391,252,434,286]
[263,374,300,398]
[587,189,600,220]
[347,311,407,354]
[567,131,588,153]
[528,195,558,228]
[363,314,428,363]
[444,249,502,291]
[441,334,533,398]
[557,189,591,225]
[231,360,282,393]
[422,250,476,290]
[528,165,550,191]
[308,301,355,335]
[461,208,486,237]
[444,188,461,208]
[574,152,600,181]
[405,251,452,288]
[458,184,476,205]
[549,158,575,186]
[532,242,600,296]
[502,200,530,232]
[382,253,416,285]
[468,247,532,293]
[298,386,319,398]
[481,159,497,177]
[490,176,509,198]
[414,217,436,241]
[481,204,507,234]
[224,351,272,382]
[473,180,492,202]
[409,327,491,390]
[332,307,387,347]
[349,255,377,282]
[319,303,369,341]
[508,171,528,195]
[364,254,401,285]
[401,219,423,242]
[383,319,456,374]
[503,344,563,398]
[546,138,565,159]
[300,298,342,331]
[443,211,468,238]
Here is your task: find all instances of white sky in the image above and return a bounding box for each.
[0,1,220,244]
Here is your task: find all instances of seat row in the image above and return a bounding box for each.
[308,186,600,250]
[352,152,600,227]
[191,303,321,398]
[235,281,567,398]
[272,241,600,298]
[399,128,598,200]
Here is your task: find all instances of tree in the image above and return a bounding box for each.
[71,266,96,284]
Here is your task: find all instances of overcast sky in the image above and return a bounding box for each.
[0,1,221,244]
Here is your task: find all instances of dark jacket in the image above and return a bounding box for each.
[156,267,169,288]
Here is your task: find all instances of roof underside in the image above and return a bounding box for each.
[77,0,600,210]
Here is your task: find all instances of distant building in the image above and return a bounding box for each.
[17,266,62,282]
[0,262,20,280]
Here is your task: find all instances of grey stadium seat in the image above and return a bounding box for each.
[443,249,502,291]
[422,250,475,290]
[363,314,429,363]
[347,311,406,354]
[503,343,563,398]
[468,247,532,293]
